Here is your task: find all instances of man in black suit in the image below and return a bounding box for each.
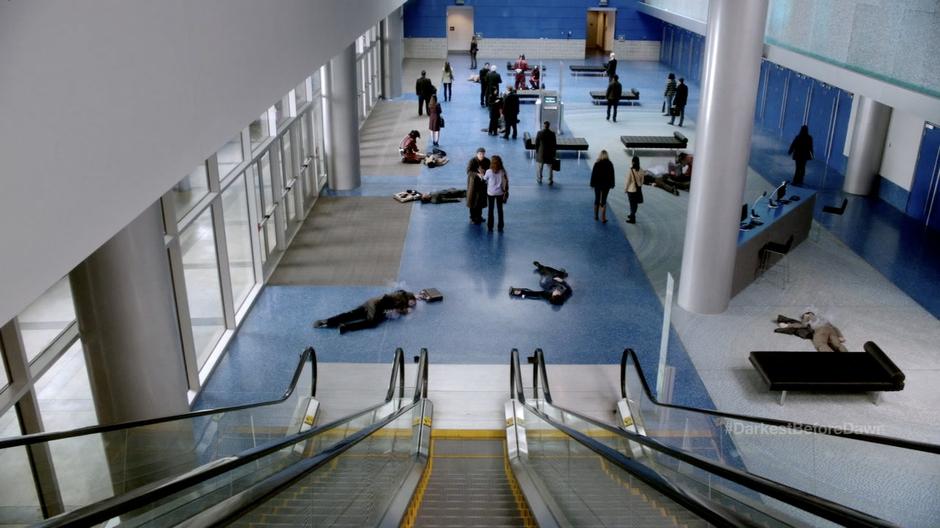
[486,64,503,95]
[502,88,520,139]
[415,70,433,116]
[605,52,617,80]
[479,62,490,107]
[606,75,623,122]
[534,121,557,185]
[670,77,689,127]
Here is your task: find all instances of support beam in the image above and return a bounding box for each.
[325,43,363,191]
[383,7,404,99]
[844,95,892,195]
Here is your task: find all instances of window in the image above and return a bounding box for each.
[295,78,309,108]
[222,174,255,310]
[0,406,40,520]
[34,341,96,432]
[179,208,226,367]
[0,342,7,390]
[217,133,244,179]
[172,164,210,222]
[19,277,76,363]
[249,111,272,152]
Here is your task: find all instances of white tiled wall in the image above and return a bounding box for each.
[613,40,662,61]
[475,39,587,60]
[404,38,448,59]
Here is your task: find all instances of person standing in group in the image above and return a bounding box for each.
[486,64,503,94]
[487,87,503,136]
[514,68,526,91]
[670,77,688,127]
[428,95,443,146]
[529,66,541,90]
[625,156,645,224]
[534,121,557,185]
[605,52,617,81]
[479,62,491,107]
[416,70,433,116]
[466,147,490,224]
[470,36,479,69]
[483,155,508,232]
[591,150,615,223]
[441,62,454,102]
[502,88,520,140]
[788,125,814,186]
[663,73,677,116]
[606,74,623,122]
[514,54,528,72]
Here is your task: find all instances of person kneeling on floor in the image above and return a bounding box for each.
[400,130,424,164]
[314,290,420,334]
[509,261,572,306]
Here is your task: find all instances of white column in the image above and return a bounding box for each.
[69,201,190,424]
[677,0,769,314]
[384,7,404,99]
[326,43,362,191]
[844,95,892,195]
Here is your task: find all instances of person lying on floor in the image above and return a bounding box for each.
[509,261,572,306]
[394,188,466,204]
[775,311,848,352]
[314,290,417,334]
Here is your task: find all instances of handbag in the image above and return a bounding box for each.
[670,106,680,117]
[552,157,561,172]
[439,116,445,128]
[636,187,644,204]
[502,175,509,203]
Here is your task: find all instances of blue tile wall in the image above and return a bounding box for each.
[403,0,662,40]
[877,176,911,213]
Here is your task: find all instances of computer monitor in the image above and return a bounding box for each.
[775,181,788,201]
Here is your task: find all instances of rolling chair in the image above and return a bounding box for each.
[757,234,794,287]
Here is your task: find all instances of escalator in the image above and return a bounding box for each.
[6,348,936,527]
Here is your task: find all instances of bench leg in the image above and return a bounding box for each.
[870,392,882,405]
[778,390,787,406]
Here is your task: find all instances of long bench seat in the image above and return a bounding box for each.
[590,89,640,105]
[749,341,904,405]
[569,64,607,75]
[620,132,688,154]
[523,132,589,159]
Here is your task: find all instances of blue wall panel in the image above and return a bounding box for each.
[782,72,812,141]
[806,81,837,161]
[762,65,788,133]
[906,124,940,222]
[403,0,662,40]
[690,34,704,82]
[829,89,853,174]
[756,60,770,120]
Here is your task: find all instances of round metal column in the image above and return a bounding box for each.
[844,95,892,195]
[326,43,362,191]
[69,201,190,424]
[384,7,404,99]
[677,0,769,314]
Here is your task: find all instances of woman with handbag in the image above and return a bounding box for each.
[625,155,645,224]
[428,95,443,146]
[483,155,507,232]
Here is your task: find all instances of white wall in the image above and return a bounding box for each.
[0,0,404,325]
[880,111,926,190]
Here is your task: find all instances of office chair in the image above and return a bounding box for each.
[757,234,795,287]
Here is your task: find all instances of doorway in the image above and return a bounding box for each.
[585,8,616,58]
[446,6,474,53]
[907,122,940,231]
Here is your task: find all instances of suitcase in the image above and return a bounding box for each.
[420,288,443,302]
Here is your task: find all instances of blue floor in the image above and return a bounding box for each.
[197,55,713,411]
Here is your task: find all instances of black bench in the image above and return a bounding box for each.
[749,341,904,405]
[516,89,542,103]
[569,64,607,76]
[620,132,688,155]
[523,132,589,159]
[590,89,640,106]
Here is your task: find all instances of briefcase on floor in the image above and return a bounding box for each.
[552,157,561,172]
[419,288,443,302]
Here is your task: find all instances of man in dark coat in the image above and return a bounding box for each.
[415,70,433,116]
[502,88,521,139]
[534,121,557,185]
[314,290,417,334]
[605,52,617,80]
[788,125,814,186]
[486,64,503,95]
[487,88,503,136]
[479,62,490,107]
[606,75,623,122]
[509,261,572,306]
[465,148,490,224]
[670,77,688,127]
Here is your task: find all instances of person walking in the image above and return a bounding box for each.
[415,70,433,116]
[788,125,814,186]
[502,88,520,139]
[487,87,503,136]
[606,75,623,122]
[466,148,490,224]
[483,155,508,232]
[591,150,616,223]
[663,73,677,116]
[534,121,557,185]
[428,95,443,146]
[670,77,688,126]
[605,52,618,81]
[469,36,479,69]
[441,62,454,102]
[479,62,491,107]
[625,156,645,224]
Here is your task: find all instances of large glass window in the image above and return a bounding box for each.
[281,134,297,223]
[259,153,274,215]
[179,208,225,367]
[295,79,309,108]
[249,111,272,152]
[274,98,289,127]
[0,406,40,521]
[222,174,255,310]
[34,341,96,431]
[0,342,8,390]
[19,277,76,363]
[217,133,244,179]
[173,164,210,222]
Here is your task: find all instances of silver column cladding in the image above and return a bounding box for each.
[69,201,189,424]
[384,7,404,99]
[844,95,892,195]
[326,43,363,191]
[677,0,769,315]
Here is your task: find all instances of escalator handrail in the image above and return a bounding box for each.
[413,348,428,402]
[0,347,319,450]
[532,352,899,528]
[386,347,406,401]
[36,372,427,528]
[620,348,940,454]
[510,348,526,403]
[534,348,553,404]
